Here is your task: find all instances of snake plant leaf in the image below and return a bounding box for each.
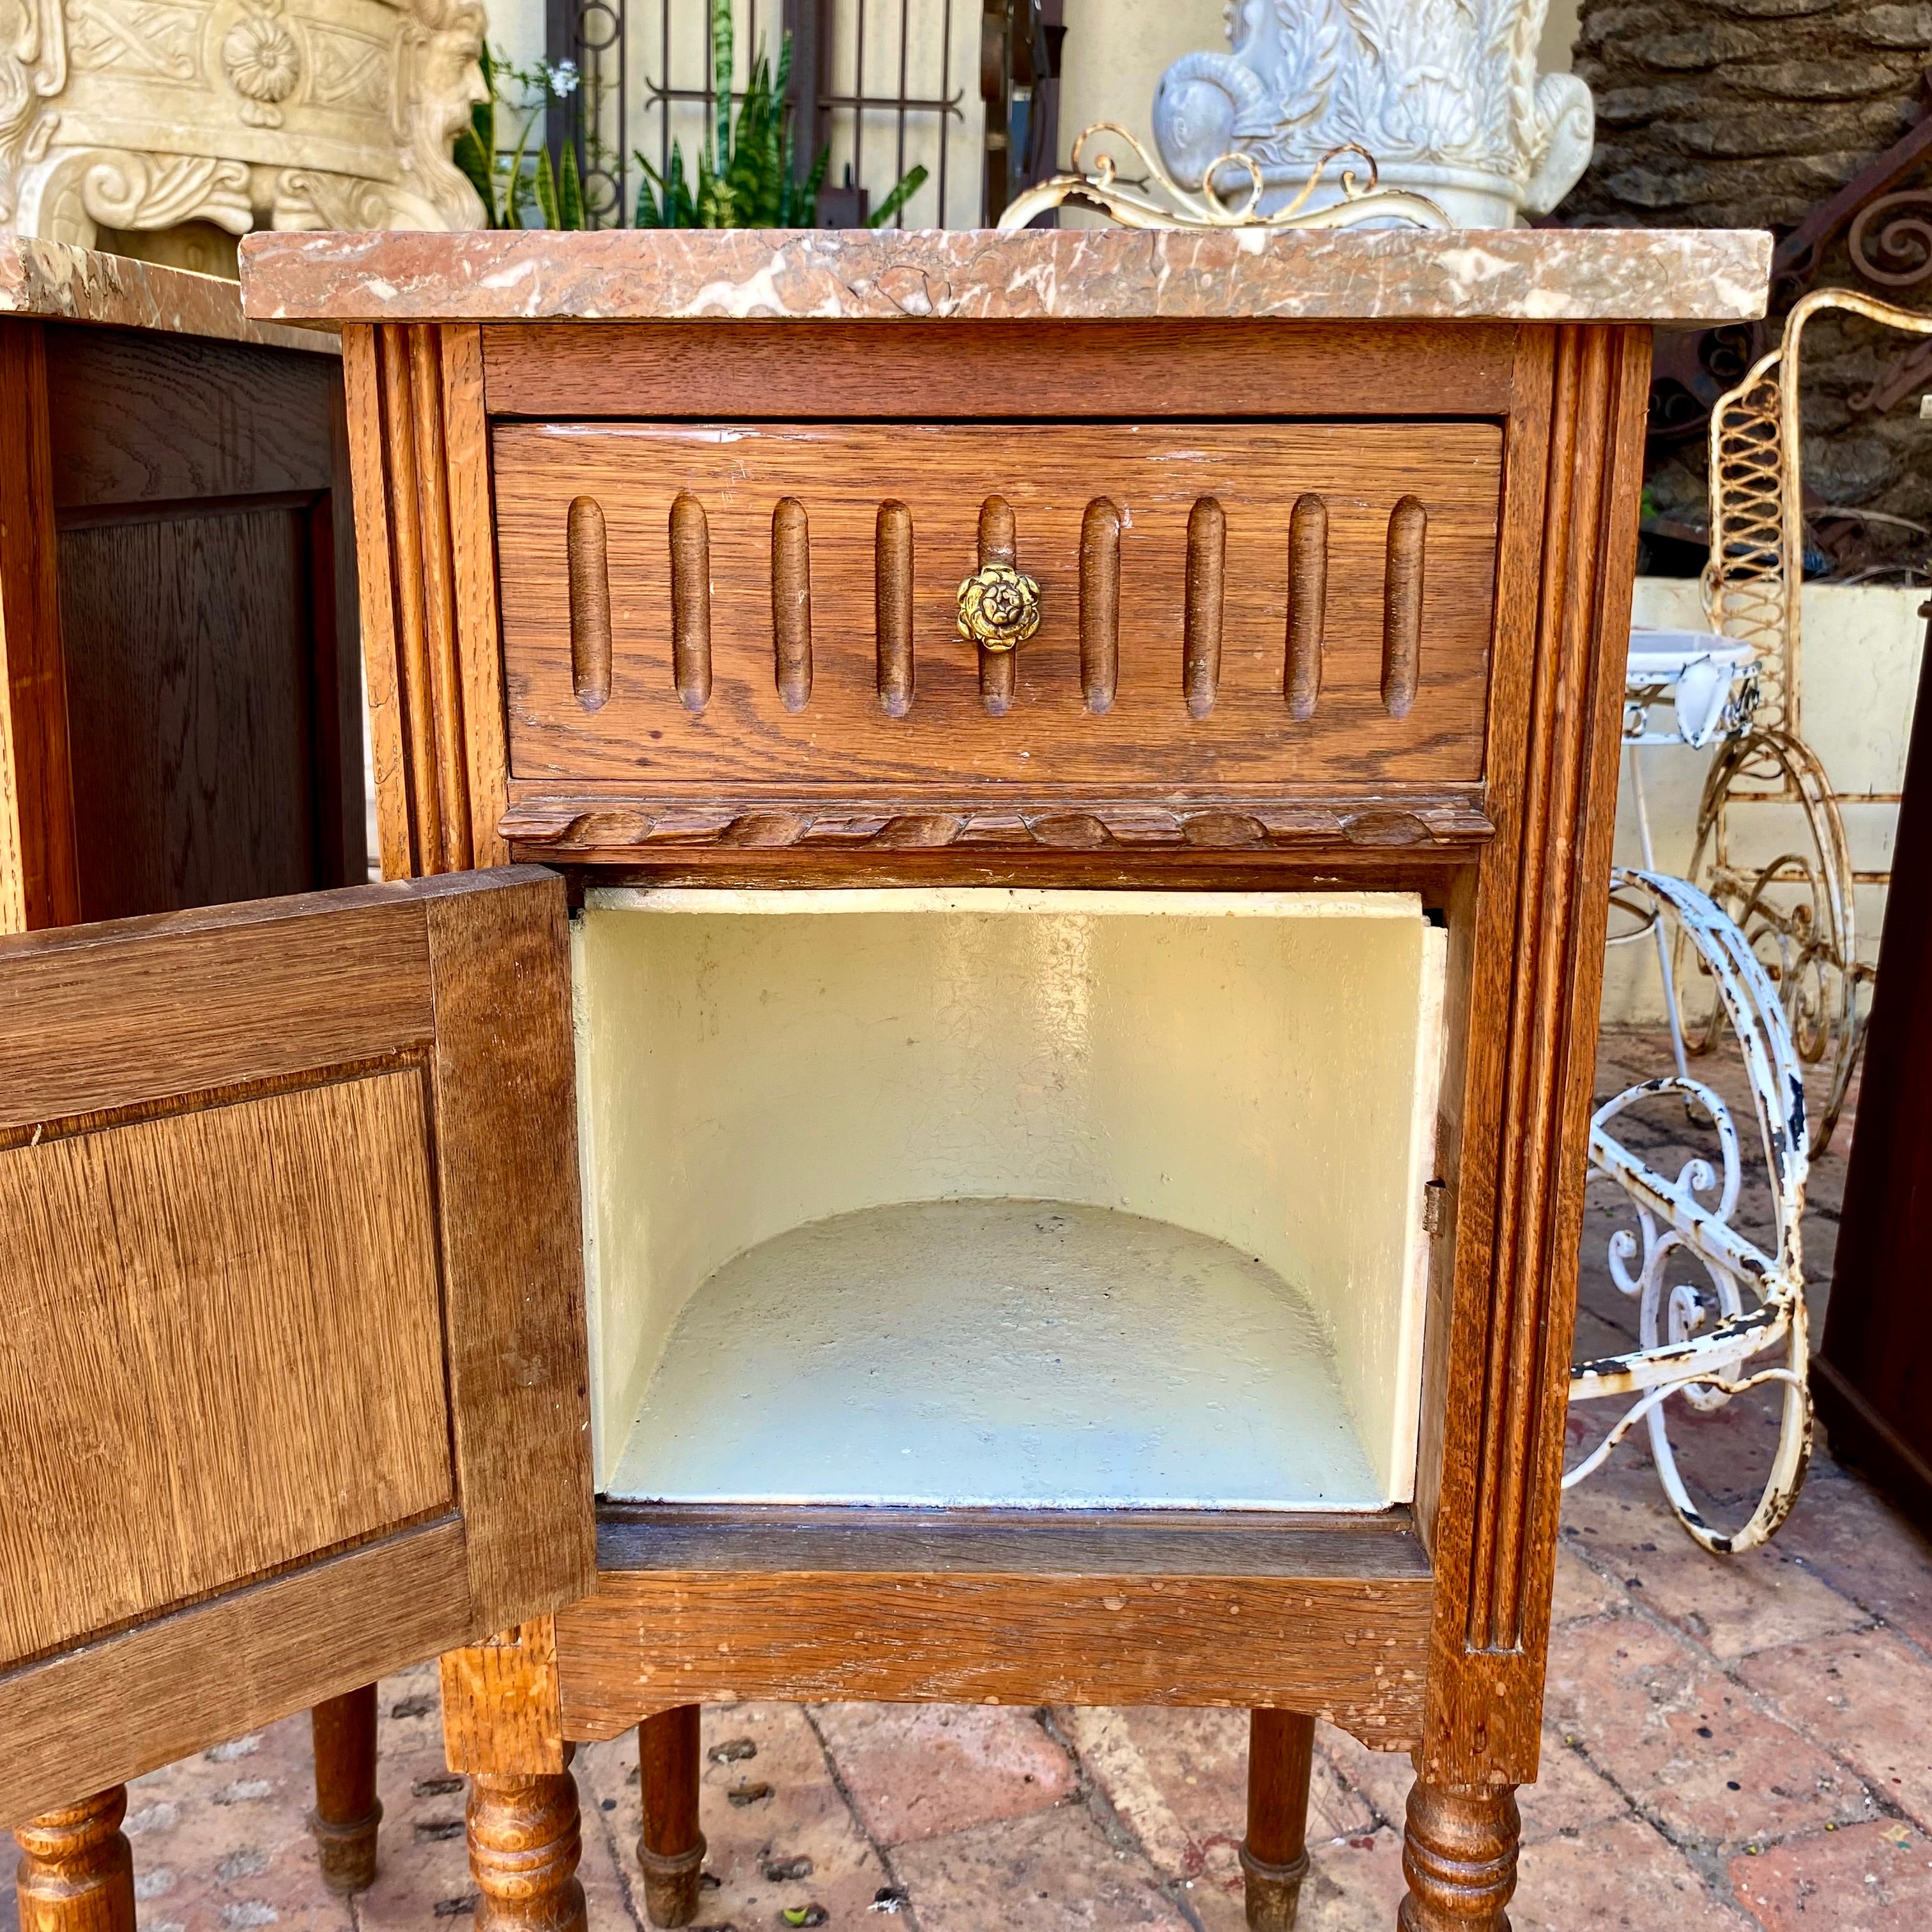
[867,163,929,228]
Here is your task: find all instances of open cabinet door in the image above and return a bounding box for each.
[0,867,591,1827]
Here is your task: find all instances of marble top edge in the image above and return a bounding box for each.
[238,226,1770,326]
[0,236,337,352]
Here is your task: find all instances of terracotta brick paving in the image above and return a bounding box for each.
[6,1034,1929,1932]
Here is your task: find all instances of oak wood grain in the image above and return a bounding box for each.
[382,328,452,871]
[1285,494,1327,721]
[440,326,510,870]
[1415,325,1652,1792]
[594,1503,1430,1577]
[0,871,594,1823]
[479,319,1521,422]
[875,500,915,717]
[11,1786,134,1932]
[0,320,78,933]
[440,1619,568,1779]
[467,1761,586,1932]
[57,507,320,921]
[567,496,613,710]
[770,497,811,712]
[493,420,1501,799]
[1079,498,1120,714]
[408,326,472,870]
[425,874,594,1633]
[0,1521,470,1830]
[556,1568,1429,1747]
[342,325,414,880]
[0,1068,452,1666]
[44,328,335,510]
[1183,495,1226,719]
[0,885,431,1128]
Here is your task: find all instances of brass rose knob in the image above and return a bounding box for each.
[956,562,1042,652]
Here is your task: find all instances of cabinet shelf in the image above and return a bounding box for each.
[606,1197,1383,1512]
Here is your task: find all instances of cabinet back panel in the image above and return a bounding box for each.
[495,420,1501,796]
[59,507,324,921]
[0,1068,453,1666]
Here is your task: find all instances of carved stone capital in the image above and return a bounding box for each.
[1153,0,1595,227]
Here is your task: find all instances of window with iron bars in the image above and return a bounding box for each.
[542,0,1064,229]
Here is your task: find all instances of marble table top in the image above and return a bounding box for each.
[238,226,1770,327]
[0,238,335,351]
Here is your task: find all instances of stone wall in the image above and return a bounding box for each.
[1565,0,1932,572]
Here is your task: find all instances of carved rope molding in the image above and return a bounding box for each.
[496,796,1496,856]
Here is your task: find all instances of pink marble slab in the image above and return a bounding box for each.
[238,226,1770,327]
[0,237,335,351]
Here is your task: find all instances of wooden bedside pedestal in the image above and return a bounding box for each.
[0,226,1768,1932]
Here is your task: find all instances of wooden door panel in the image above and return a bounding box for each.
[494,420,1503,799]
[0,1067,450,1665]
[0,869,592,1827]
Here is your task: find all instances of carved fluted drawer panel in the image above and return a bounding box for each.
[493,421,1501,804]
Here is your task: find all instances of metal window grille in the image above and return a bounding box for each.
[546,0,1061,229]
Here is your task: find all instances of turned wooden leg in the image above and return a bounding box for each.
[468,1751,586,1932]
[310,1685,382,1892]
[637,1706,705,1929]
[1241,1709,1315,1931]
[1399,1778,1520,1932]
[13,1788,135,1932]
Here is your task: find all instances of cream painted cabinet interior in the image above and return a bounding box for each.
[572,887,1449,1516]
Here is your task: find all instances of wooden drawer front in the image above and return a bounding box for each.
[494,420,1502,801]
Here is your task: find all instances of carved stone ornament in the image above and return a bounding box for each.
[1153,0,1595,229]
[0,0,486,256]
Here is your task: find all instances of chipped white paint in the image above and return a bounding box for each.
[1569,869,1811,1554]
[575,887,1446,1509]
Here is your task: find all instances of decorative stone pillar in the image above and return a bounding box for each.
[1152,0,1594,228]
[0,0,487,268]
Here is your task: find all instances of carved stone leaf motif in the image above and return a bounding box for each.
[303,25,390,115]
[2,0,486,239]
[222,0,302,128]
[64,0,201,80]
[273,164,390,227]
[80,148,251,227]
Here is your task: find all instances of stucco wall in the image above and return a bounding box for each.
[1604,578,1924,1023]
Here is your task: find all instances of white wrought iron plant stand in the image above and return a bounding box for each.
[1566,855,1812,1554]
